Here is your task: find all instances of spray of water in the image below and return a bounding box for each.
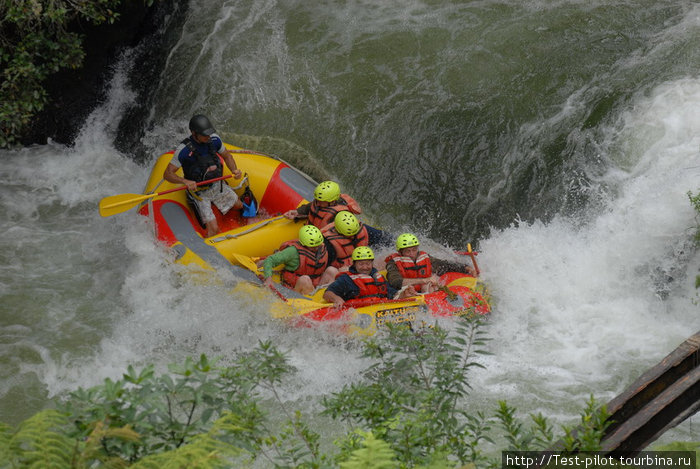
[476,79,700,433]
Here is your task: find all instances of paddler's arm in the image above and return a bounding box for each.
[378,269,417,299]
[431,256,475,276]
[262,247,300,281]
[323,290,345,308]
[164,162,197,191]
[394,286,418,299]
[284,202,310,220]
[365,224,392,247]
[219,147,242,179]
[323,274,356,308]
[385,260,404,289]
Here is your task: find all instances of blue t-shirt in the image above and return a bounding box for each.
[170,133,225,169]
[326,267,398,301]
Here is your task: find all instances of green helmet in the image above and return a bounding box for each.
[314,181,341,202]
[396,233,420,251]
[334,211,360,236]
[352,246,374,261]
[299,225,324,247]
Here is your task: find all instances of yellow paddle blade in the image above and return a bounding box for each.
[99,192,155,217]
[230,253,261,273]
[99,176,229,218]
[273,298,331,318]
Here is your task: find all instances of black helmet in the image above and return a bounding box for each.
[189,114,216,136]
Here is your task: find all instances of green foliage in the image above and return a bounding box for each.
[0,421,11,463]
[1,409,73,468]
[558,396,611,452]
[493,396,611,467]
[338,430,397,469]
[61,345,288,462]
[0,321,616,468]
[129,413,248,469]
[324,317,493,467]
[0,409,141,468]
[494,401,551,451]
[0,0,155,147]
[73,419,140,468]
[0,409,247,469]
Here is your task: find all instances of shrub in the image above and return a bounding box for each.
[0,0,153,147]
[0,317,613,468]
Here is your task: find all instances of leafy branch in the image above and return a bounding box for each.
[0,320,614,468]
[0,0,155,147]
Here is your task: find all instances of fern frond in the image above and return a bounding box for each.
[339,431,397,469]
[103,425,141,442]
[130,436,237,469]
[0,421,12,465]
[6,409,73,468]
[74,420,139,468]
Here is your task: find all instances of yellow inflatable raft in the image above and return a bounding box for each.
[100,144,489,336]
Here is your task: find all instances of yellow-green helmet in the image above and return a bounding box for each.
[396,233,420,251]
[352,246,374,261]
[314,181,341,202]
[298,225,324,248]
[334,211,360,236]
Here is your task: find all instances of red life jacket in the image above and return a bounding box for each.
[279,240,329,288]
[322,224,369,268]
[307,194,362,229]
[345,271,389,299]
[384,251,433,279]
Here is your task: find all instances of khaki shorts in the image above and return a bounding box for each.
[189,183,239,224]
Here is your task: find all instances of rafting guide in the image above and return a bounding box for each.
[163,114,245,237]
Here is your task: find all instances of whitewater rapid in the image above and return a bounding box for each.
[0,1,698,446]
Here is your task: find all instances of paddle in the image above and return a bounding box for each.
[98,175,232,217]
[210,215,286,243]
[231,252,261,273]
[230,252,288,301]
[466,243,480,276]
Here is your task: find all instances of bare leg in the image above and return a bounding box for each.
[319,267,339,286]
[294,276,315,295]
[205,220,219,237]
[207,199,243,237]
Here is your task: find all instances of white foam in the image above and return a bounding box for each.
[475,77,700,423]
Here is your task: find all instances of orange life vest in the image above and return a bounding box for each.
[384,251,433,279]
[307,194,362,229]
[344,271,389,299]
[279,240,329,288]
[322,224,369,268]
